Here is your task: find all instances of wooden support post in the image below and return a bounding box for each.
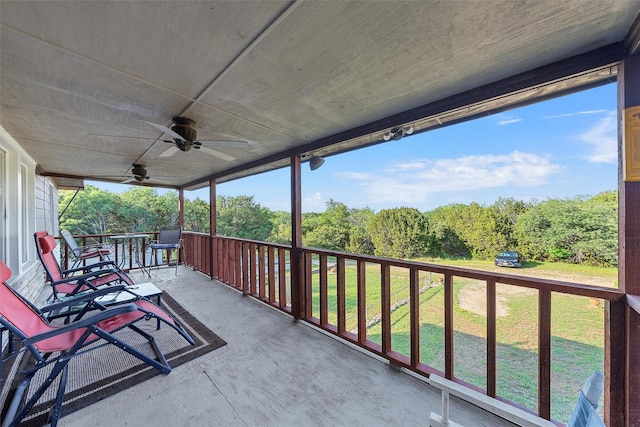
[209,179,216,279]
[618,53,640,427]
[290,155,304,319]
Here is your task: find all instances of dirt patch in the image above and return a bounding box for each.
[458,281,536,318]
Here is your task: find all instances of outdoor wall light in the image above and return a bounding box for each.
[383,126,414,141]
[309,155,325,170]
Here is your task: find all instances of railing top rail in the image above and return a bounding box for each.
[301,246,623,301]
[76,232,623,302]
[186,232,292,250]
[628,294,640,314]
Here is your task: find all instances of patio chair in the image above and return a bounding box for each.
[0,260,194,427]
[35,231,134,300]
[567,371,605,427]
[60,229,113,269]
[150,227,182,275]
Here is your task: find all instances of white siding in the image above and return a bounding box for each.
[0,126,57,299]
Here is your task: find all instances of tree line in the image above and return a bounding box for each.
[59,185,618,267]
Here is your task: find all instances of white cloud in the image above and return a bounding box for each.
[337,151,562,204]
[302,191,324,211]
[577,112,617,164]
[497,118,522,126]
[543,110,607,119]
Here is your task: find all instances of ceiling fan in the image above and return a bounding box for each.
[121,164,150,183]
[145,117,249,161]
[85,164,169,185]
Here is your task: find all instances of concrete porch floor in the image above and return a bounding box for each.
[59,266,518,427]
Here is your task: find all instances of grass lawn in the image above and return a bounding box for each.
[309,257,613,422]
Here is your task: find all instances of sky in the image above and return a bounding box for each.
[88,83,618,213]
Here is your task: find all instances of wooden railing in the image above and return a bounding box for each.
[181,232,626,425]
[55,232,627,424]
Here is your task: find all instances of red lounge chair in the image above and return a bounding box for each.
[0,260,194,426]
[60,229,113,269]
[35,231,134,300]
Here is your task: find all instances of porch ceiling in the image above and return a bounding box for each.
[1,1,639,190]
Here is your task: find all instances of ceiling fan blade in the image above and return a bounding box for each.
[121,178,136,184]
[89,134,159,141]
[198,146,235,161]
[149,178,171,184]
[159,146,180,158]
[198,140,250,149]
[144,121,185,141]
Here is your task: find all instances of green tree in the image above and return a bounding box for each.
[216,195,274,241]
[268,211,292,244]
[118,187,162,232]
[492,197,531,250]
[154,191,180,228]
[59,185,121,235]
[184,198,211,232]
[302,200,351,251]
[514,193,618,266]
[346,207,375,255]
[368,207,434,259]
[428,204,471,258]
[572,193,617,266]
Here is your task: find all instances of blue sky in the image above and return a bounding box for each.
[89,83,617,213]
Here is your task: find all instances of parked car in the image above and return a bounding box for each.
[494,251,523,268]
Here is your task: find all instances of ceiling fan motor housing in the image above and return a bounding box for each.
[132,164,147,181]
[172,124,197,142]
[172,117,196,140]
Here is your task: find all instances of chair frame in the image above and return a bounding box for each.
[0,261,194,427]
[35,231,134,300]
[150,227,182,275]
[60,229,113,270]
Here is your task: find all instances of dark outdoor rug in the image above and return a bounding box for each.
[1,292,226,426]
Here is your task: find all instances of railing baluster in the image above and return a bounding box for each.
[381,263,391,355]
[604,300,626,426]
[486,279,496,397]
[305,252,313,318]
[357,260,367,344]
[267,246,274,303]
[337,257,346,334]
[220,239,227,282]
[278,247,286,309]
[320,253,328,326]
[234,241,242,290]
[538,289,552,420]
[257,245,266,301]
[410,268,419,368]
[243,242,258,295]
[241,241,249,295]
[444,272,454,380]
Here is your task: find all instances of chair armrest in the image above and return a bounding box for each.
[80,243,112,250]
[62,261,116,274]
[23,303,138,346]
[58,267,119,283]
[40,285,126,313]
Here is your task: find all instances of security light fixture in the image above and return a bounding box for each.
[309,155,325,170]
[383,126,414,141]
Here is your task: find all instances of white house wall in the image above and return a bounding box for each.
[0,125,58,301]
